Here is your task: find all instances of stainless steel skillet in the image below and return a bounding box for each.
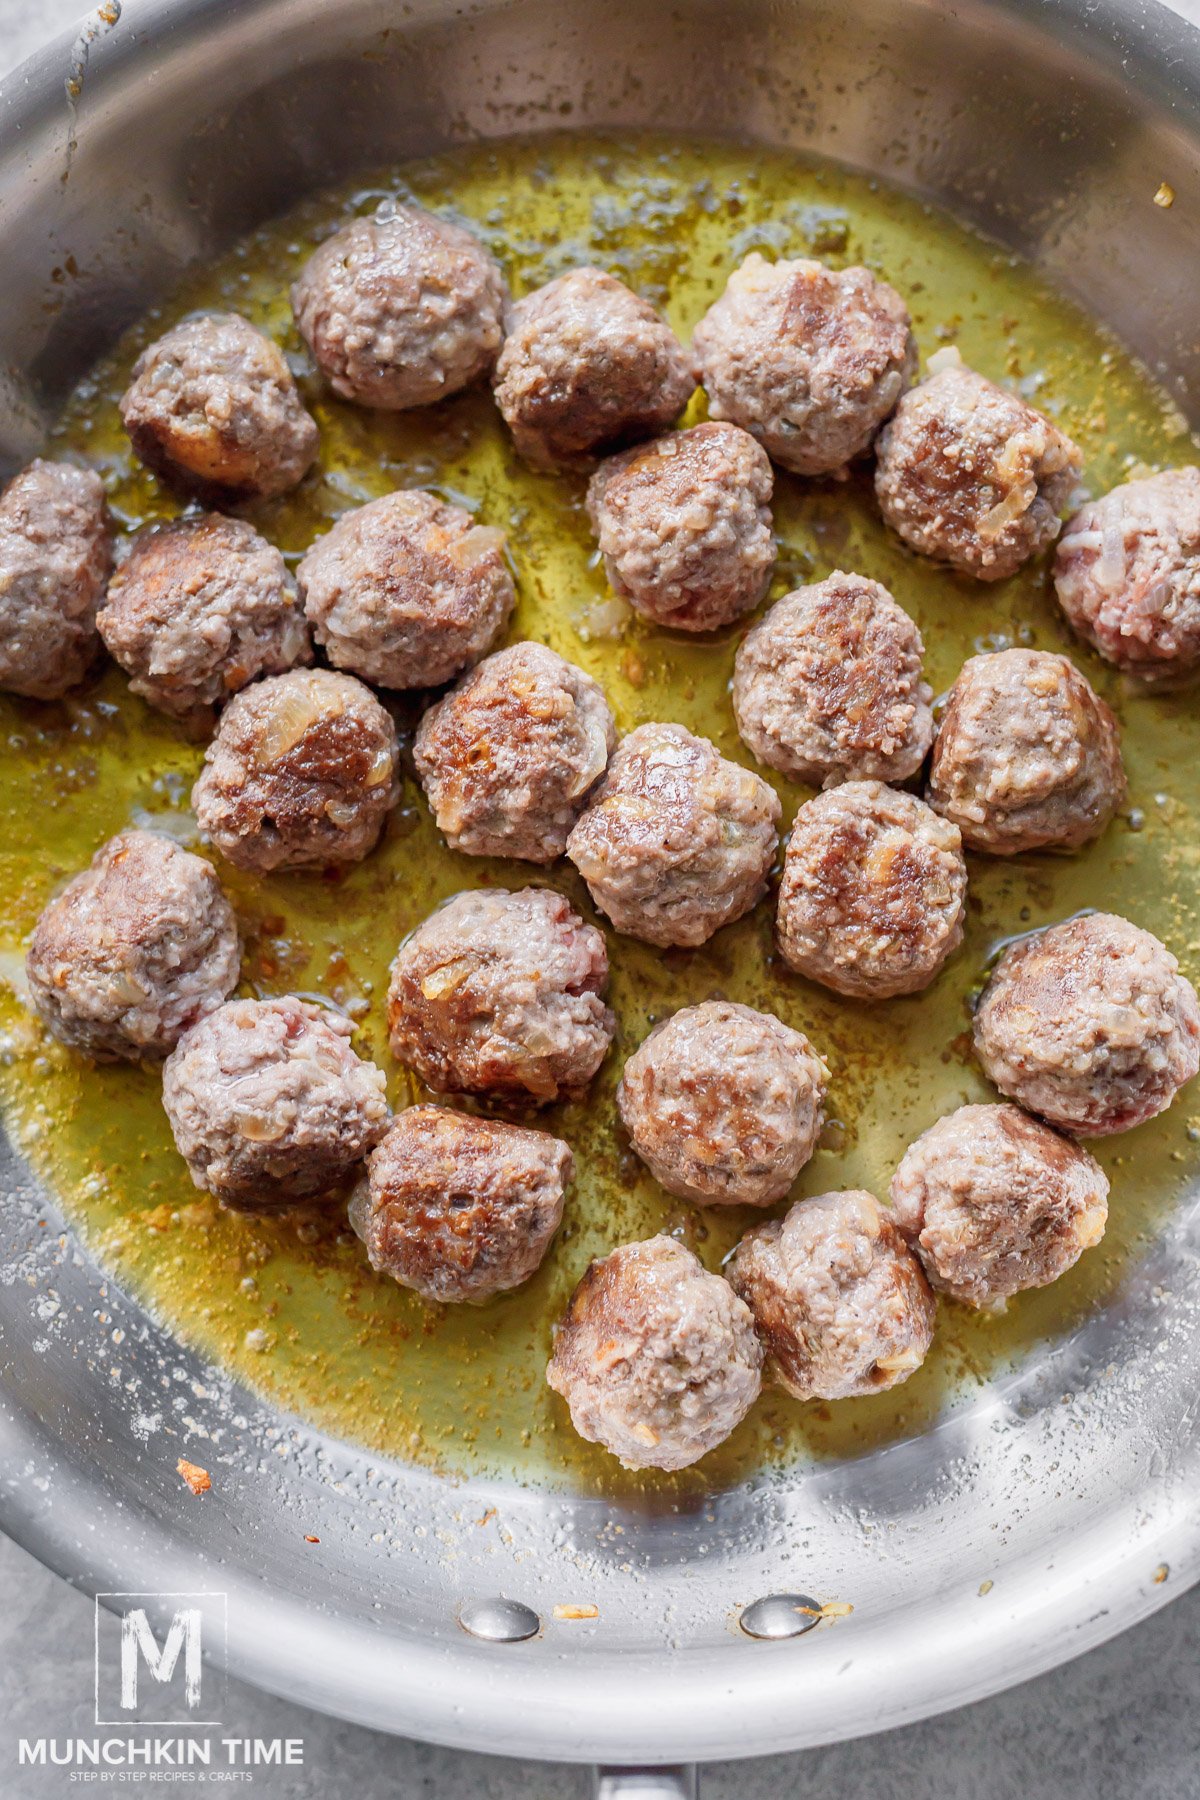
[1,0,1200,1771]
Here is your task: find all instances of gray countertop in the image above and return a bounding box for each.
[2,3,1199,1794]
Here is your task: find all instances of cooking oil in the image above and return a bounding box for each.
[0,133,1196,1497]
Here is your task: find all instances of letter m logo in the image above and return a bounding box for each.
[121,1606,202,1709]
[95,1593,227,1725]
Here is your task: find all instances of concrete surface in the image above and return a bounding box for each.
[1,2,1198,1794]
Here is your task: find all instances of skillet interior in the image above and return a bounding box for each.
[1,0,1199,1762]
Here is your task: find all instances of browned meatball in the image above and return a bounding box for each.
[617,1001,827,1207]
[546,1236,762,1470]
[586,422,775,632]
[297,489,514,690]
[162,994,389,1210]
[566,722,780,948]
[889,1103,1109,1309]
[26,828,239,1062]
[927,649,1125,855]
[874,350,1082,580]
[348,1104,572,1303]
[778,781,966,1000]
[733,572,933,787]
[99,514,312,733]
[974,912,1200,1136]
[727,1190,935,1401]
[192,668,400,873]
[291,203,508,411]
[1054,467,1200,681]
[387,886,614,1105]
[492,268,695,473]
[0,460,111,700]
[693,254,916,477]
[119,312,319,504]
[413,641,616,862]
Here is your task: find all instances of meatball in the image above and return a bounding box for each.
[777,781,966,999]
[387,886,615,1105]
[0,459,111,700]
[162,994,388,1210]
[546,1236,762,1471]
[1053,466,1200,681]
[694,254,916,478]
[566,722,780,948]
[192,668,400,873]
[119,312,319,504]
[99,514,311,733]
[291,203,508,411]
[727,1190,935,1401]
[927,648,1125,855]
[413,640,615,862]
[733,571,933,787]
[585,422,775,632]
[297,488,514,691]
[617,1001,827,1207]
[492,268,695,473]
[889,1103,1109,1309]
[973,912,1200,1136]
[26,829,239,1062]
[348,1104,572,1303]
[874,350,1082,580]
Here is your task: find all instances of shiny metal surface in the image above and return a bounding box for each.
[458,1598,543,1644]
[1,0,1199,1766]
[738,1595,823,1641]
[596,1769,698,1800]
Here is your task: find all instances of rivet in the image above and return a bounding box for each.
[458,1597,540,1642]
[739,1593,822,1640]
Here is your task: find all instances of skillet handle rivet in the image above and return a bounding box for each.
[458,1597,540,1642]
[739,1593,823,1640]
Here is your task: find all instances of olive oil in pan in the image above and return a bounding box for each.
[0,134,1197,1497]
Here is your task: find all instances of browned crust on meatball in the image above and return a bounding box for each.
[99,513,312,734]
[874,355,1082,580]
[693,254,916,477]
[586,422,775,632]
[349,1104,572,1303]
[413,640,616,861]
[26,828,240,1062]
[777,780,967,999]
[1053,466,1200,681]
[566,721,781,948]
[192,668,400,872]
[386,886,615,1106]
[727,1190,935,1401]
[927,648,1126,855]
[297,488,514,691]
[733,571,933,786]
[492,268,696,472]
[973,911,1200,1136]
[291,205,508,410]
[0,459,111,700]
[546,1235,763,1470]
[889,1102,1109,1308]
[617,1000,828,1207]
[119,312,319,505]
